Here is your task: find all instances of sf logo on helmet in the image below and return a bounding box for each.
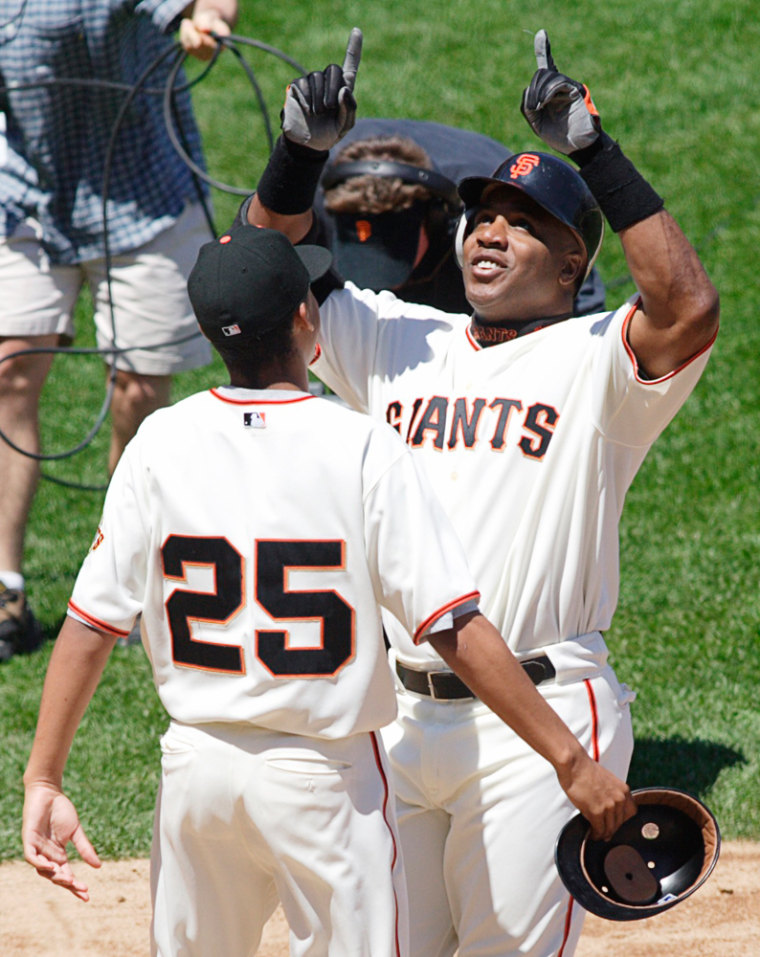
[510,154,541,179]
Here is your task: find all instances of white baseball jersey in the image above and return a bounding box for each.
[312,284,715,666]
[69,387,480,739]
[311,284,715,957]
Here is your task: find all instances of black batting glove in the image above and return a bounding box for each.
[281,28,363,152]
[520,29,602,156]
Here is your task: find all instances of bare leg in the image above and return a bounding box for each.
[0,335,55,656]
[107,368,171,474]
[0,336,57,572]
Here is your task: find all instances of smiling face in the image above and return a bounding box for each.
[461,185,586,324]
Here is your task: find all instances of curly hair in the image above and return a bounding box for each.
[324,135,435,215]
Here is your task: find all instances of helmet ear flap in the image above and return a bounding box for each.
[454,212,471,269]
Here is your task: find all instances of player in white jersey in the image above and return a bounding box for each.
[245,28,720,957]
[22,225,634,957]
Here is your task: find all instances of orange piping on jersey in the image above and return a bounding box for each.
[209,388,315,405]
[584,678,601,763]
[621,298,719,384]
[67,600,130,639]
[556,677,603,954]
[370,730,403,957]
[557,895,576,957]
[309,342,322,364]
[413,590,481,644]
[465,323,483,352]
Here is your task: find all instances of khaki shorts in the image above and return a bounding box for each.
[0,203,213,375]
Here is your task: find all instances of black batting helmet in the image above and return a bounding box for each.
[456,152,604,277]
[555,787,721,922]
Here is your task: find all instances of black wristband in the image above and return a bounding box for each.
[572,132,664,233]
[256,136,329,215]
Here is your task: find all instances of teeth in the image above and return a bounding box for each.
[474,260,500,270]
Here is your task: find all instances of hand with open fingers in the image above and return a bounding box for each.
[22,783,101,902]
[558,753,638,842]
[179,11,232,62]
[281,27,363,151]
[520,29,601,155]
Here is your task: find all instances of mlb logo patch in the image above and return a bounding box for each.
[243,411,266,429]
[222,323,242,337]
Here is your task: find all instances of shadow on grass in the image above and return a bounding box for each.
[628,735,745,795]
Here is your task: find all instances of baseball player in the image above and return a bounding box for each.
[245,27,720,957]
[22,225,634,957]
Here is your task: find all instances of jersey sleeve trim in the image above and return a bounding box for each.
[621,300,719,384]
[413,590,481,644]
[67,600,131,639]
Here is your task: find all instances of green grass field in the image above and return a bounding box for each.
[2,0,759,859]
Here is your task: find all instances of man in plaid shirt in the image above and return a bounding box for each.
[0,0,237,659]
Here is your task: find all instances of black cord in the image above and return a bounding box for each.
[162,34,306,195]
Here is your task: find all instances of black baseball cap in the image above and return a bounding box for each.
[188,225,333,346]
[331,203,426,291]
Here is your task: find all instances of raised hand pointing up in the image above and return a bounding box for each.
[520,29,601,155]
[282,28,363,152]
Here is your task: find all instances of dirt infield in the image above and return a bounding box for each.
[2,841,757,956]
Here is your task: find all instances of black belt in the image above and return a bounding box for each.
[395,655,556,700]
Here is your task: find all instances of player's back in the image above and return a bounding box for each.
[73,385,477,738]
[119,387,400,736]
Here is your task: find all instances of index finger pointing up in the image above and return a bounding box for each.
[534,29,557,72]
[342,28,363,90]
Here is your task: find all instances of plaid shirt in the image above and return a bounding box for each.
[0,0,207,263]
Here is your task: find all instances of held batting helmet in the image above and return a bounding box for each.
[555,787,721,921]
[455,152,604,278]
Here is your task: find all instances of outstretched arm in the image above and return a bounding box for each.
[430,613,637,840]
[247,28,363,242]
[522,29,719,379]
[22,618,116,901]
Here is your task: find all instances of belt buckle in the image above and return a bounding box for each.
[426,670,449,700]
[521,655,557,686]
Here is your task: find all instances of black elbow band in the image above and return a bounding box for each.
[256,136,329,215]
[573,133,665,233]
